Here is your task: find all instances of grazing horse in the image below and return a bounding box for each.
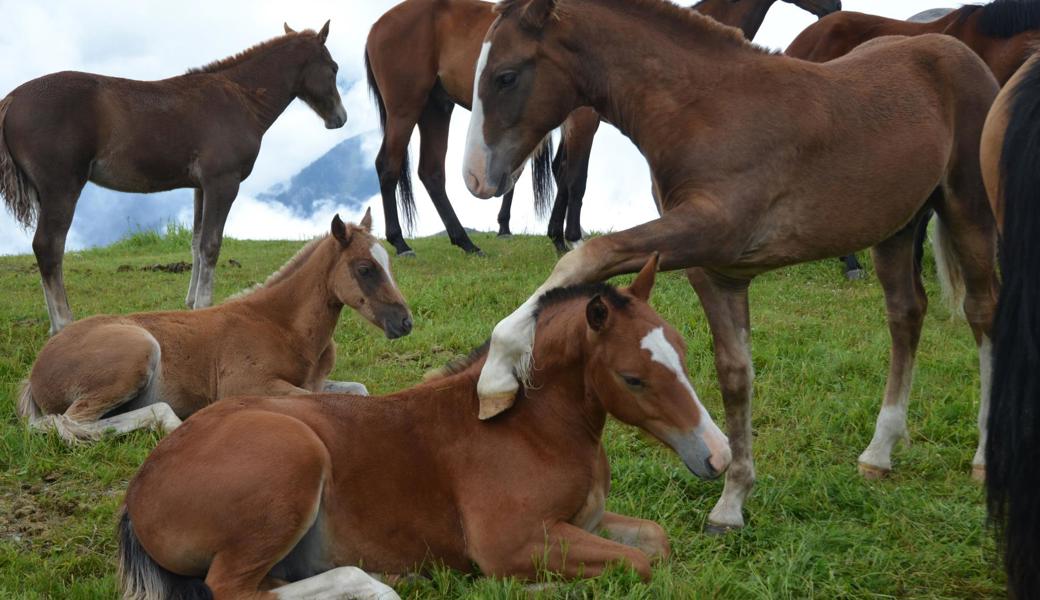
[464,0,999,532]
[787,0,1040,279]
[117,256,731,598]
[544,0,842,254]
[979,51,1040,600]
[0,22,347,335]
[16,212,412,443]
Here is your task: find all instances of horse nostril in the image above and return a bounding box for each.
[401,317,413,333]
[704,457,719,479]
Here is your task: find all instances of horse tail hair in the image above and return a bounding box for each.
[929,215,967,319]
[364,49,416,234]
[531,134,556,219]
[118,509,213,600]
[986,52,1040,600]
[15,380,42,422]
[0,95,39,228]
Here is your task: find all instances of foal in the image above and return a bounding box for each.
[118,256,730,599]
[17,212,412,443]
[465,0,998,532]
[0,22,346,335]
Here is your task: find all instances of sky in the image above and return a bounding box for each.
[0,0,967,255]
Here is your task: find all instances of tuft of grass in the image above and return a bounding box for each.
[0,231,1003,598]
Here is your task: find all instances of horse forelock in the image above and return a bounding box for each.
[185,29,321,75]
[958,0,1040,39]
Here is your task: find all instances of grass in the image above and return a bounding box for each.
[0,226,1002,598]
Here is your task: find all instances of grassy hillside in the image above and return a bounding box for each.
[0,227,1002,598]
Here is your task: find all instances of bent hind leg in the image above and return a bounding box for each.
[27,323,175,443]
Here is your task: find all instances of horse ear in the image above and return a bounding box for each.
[520,0,559,31]
[317,20,331,44]
[331,214,351,246]
[360,207,373,232]
[628,253,659,302]
[586,294,610,332]
[284,22,297,35]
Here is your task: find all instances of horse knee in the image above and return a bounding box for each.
[716,357,752,399]
[417,165,445,191]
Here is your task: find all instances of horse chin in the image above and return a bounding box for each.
[664,430,723,481]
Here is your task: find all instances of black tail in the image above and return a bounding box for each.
[531,134,556,219]
[986,54,1040,600]
[364,50,416,233]
[118,510,212,600]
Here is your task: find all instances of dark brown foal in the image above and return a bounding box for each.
[0,22,346,335]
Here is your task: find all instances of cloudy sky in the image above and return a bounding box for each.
[0,0,966,255]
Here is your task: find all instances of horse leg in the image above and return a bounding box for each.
[185,188,203,308]
[32,183,82,335]
[841,254,865,280]
[192,176,240,308]
[416,98,483,255]
[685,267,755,532]
[269,568,398,599]
[375,111,421,257]
[497,190,514,238]
[561,116,597,249]
[858,220,927,478]
[595,512,670,562]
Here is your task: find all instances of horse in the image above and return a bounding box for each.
[363,0,838,258]
[979,51,1040,600]
[15,211,412,444]
[364,0,555,257]
[0,22,347,336]
[117,255,731,598]
[786,0,1040,279]
[464,0,999,533]
[543,0,842,254]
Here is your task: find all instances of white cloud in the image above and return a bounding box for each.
[0,0,969,255]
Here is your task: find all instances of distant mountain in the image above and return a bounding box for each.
[259,133,378,214]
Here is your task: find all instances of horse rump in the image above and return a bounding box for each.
[986,52,1040,600]
[118,509,212,600]
[0,96,39,228]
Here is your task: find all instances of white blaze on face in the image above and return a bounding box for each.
[370,242,397,290]
[463,42,494,196]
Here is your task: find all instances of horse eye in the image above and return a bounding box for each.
[357,264,371,276]
[495,71,518,90]
[621,374,644,389]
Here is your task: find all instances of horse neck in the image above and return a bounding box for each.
[694,0,776,39]
[217,43,305,132]
[244,239,342,357]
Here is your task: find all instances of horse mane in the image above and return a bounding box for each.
[229,235,328,300]
[426,282,632,380]
[496,0,756,51]
[186,30,316,75]
[956,0,1040,39]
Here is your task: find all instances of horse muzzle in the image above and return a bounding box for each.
[325,104,347,129]
[382,313,413,340]
[665,429,731,480]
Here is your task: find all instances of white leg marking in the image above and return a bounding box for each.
[193,262,214,308]
[273,566,399,600]
[41,278,72,335]
[323,381,369,396]
[186,242,200,308]
[30,404,181,444]
[973,335,992,477]
[859,366,914,472]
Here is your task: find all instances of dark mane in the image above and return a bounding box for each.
[496,0,756,51]
[430,282,632,379]
[956,0,1040,39]
[186,30,315,75]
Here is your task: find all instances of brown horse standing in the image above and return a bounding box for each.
[0,23,347,335]
[118,256,730,598]
[787,0,1040,278]
[16,212,412,443]
[545,0,842,253]
[465,0,999,532]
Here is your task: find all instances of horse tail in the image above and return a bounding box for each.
[364,49,416,233]
[929,214,966,318]
[0,95,39,228]
[15,380,42,421]
[118,509,213,600]
[986,53,1040,599]
[531,134,556,219]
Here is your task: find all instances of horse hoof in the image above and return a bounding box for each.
[398,250,417,259]
[845,269,865,281]
[466,248,487,257]
[497,232,513,239]
[704,522,741,536]
[971,465,986,483]
[858,462,890,480]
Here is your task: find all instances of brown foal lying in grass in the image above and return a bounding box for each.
[118,255,730,599]
[16,211,412,443]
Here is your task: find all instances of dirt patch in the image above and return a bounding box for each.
[118,262,191,274]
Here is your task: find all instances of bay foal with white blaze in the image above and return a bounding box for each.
[0,22,346,335]
[119,256,730,598]
[465,0,999,531]
[17,211,412,443]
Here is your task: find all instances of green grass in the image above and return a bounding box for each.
[0,227,1002,598]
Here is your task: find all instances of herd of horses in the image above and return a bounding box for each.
[2,0,1040,597]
